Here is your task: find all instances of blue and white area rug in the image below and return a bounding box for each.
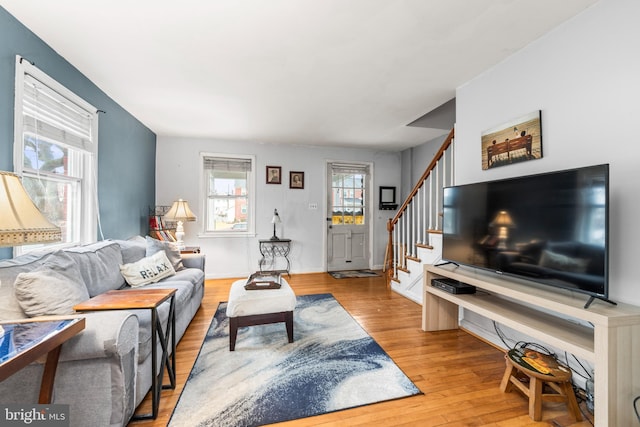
[169,293,421,426]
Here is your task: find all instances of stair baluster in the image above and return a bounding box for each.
[385,128,454,302]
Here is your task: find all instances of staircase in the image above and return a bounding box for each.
[385,128,455,304]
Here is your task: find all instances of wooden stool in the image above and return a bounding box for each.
[500,349,582,422]
[225,277,296,351]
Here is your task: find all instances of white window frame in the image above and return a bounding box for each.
[13,56,98,255]
[199,152,256,237]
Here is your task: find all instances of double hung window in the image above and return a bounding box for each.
[14,57,98,253]
[201,154,255,235]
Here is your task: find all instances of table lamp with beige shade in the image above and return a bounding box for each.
[163,199,196,250]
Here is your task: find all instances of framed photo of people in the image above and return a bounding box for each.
[289,171,304,189]
[266,166,281,184]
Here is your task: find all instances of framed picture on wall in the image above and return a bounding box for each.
[289,171,304,189]
[481,110,543,170]
[266,166,281,184]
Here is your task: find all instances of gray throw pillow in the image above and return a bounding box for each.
[145,236,184,271]
[13,252,90,317]
[113,237,147,264]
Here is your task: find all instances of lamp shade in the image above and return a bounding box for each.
[164,199,196,222]
[0,171,61,247]
[490,210,515,228]
[271,209,281,224]
[270,208,281,240]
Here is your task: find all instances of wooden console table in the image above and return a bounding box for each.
[423,263,640,427]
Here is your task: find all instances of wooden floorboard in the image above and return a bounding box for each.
[128,272,594,427]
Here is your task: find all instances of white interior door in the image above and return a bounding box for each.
[326,163,370,271]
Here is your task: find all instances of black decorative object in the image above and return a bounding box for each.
[379,186,397,210]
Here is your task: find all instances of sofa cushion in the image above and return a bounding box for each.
[14,252,89,317]
[120,251,176,287]
[64,241,126,297]
[0,250,52,320]
[170,268,205,290]
[145,236,184,271]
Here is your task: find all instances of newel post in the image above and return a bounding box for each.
[385,218,394,288]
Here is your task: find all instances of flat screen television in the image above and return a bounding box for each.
[441,164,611,308]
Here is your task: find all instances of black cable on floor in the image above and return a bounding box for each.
[571,352,592,380]
[493,321,513,349]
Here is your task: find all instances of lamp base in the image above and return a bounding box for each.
[174,221,186,250]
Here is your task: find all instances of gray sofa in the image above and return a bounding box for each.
[0,237,205,426]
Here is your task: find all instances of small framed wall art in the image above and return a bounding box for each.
[289,171,304,189]
[266,166,281,184]
[481,110,543,170]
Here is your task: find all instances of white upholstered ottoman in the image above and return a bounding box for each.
[225,278,297,351]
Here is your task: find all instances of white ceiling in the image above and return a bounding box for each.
[1,0,598,150]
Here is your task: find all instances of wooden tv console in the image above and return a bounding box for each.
[423,263,640,426]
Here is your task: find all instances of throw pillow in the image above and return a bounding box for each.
[145,236,184,271]
[13,252,90,317]
[120,250,176,287]
[114,237,147,264]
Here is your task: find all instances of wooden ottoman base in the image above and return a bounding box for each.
[229,311,294,351]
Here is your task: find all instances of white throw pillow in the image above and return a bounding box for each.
[120,250,176,287]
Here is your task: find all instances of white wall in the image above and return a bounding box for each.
[156,136,401,278]
[455,0,640,306]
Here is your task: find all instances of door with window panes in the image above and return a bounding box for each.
[327,163,370,271]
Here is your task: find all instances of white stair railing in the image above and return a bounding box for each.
[385,128,455,283]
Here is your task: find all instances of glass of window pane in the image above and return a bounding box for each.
[22,176,78,243]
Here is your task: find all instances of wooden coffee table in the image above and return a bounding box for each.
[0,317,85,404]
[74,288,177,420]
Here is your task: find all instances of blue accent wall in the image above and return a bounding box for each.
[0,7,156,258]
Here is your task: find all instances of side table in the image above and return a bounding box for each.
[74,288,177,420]
[0,317,85,404]
[180,246,200,254]
[259,239,291,275]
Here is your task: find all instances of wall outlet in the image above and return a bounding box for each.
[308,203,318,210]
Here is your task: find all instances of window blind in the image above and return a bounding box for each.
[331,163,370,175]
[202,157,252,172]
[23,74,94,151]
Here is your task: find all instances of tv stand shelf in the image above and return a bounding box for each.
[423,264,640,427]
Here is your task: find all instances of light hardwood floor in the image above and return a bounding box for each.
[129,273,593,427]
